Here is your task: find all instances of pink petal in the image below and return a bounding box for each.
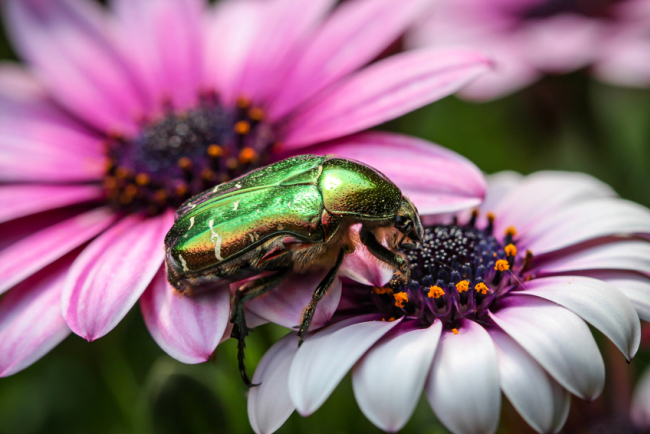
[352,320,442,432]
[288,315,400,416]
[631,367,650,429]
[537,240,650,276]
[489,296,605,400]
[62,211,173,341]
[235,0,335,105]
[0,207,118,295]
[0,259,72,377]
[339,228,395,288]
[426,320,500,434]
[491,330,570,434]
[248,333,298,434]
[3,0,148,134]
[268,0,433,120]
[303,131,486,215]
[488,171,616,239]
[516,276,641,361]
[521,198,650,255]
[245,270,342,331]
[0,185,104,224]
[579,270,650,323]
[140,268,230,364]
[281,48,492,148]
[112,0,205,110]
[478,171,524,216]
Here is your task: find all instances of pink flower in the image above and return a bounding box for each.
[247,170,650,434]
[406,0,649,99]
[0,0,491,376]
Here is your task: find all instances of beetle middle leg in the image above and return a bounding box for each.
[359,226,410,281]
[230,267,292,387]
[297,248,347,346]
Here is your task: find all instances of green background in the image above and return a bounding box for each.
[2,6,650,434]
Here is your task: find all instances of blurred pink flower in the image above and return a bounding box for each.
[247,170,650,434]
[406,0,650,100]
[0,0,491,376]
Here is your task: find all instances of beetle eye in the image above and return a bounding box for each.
[395,215,406,227]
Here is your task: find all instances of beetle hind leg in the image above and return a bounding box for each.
[230,268,292,387]
[359,226,410,282]
[297,248,347,346]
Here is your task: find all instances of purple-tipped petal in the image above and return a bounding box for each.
[0,208,118,295]
[631,367,650,429]
[249,333,298,434]
[0,185,104,224]
[426,319,500,434]
[112,0,205,110]
[491,330,570,434]
[489,296,605,400]
[523,198,650,254]
[62,211,173,341]
[339,233,395,287]
[140,268,230,364]
[580,270,650,322]
[0,260,72,377]
[282,48,492,148]
[537,240,650,276]
[516,276,641,361]
[268,0,433,120]
[488,171,616,237]
[353,320,442,432]
[480,171,524,215]
[288,316,399,416]
[245,270,342,331]
[303,132,486,215]
[3,0,148,134]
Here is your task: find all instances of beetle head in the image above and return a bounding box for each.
[395,196,423,249]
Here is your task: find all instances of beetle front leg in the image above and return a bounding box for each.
[359,226,410,280]
[230,268,292,387]
[297,248,346,346]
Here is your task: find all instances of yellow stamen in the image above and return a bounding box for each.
[104,176,118,189]
[393,292,408,308]
[456,280,470,293]
[201,169,216,182]
[175,183,189,197]
[505,226,517,237]
[239,147,258,164]
[428,285,445,299]
[177,157,193,170]
[115,166,131,179]
[505,244,517,257]
[495,259,510,272]
[153,189,167,204]
[452,328,459,335]
[135,173,150,186]
[207,144,224,158]
[487,212,495,223]
[475,282,489,295]
[248,107,265,121]
[226,157,239,170]
[372,286,394,295]
[236,96,250,108]
[235,120,251,135]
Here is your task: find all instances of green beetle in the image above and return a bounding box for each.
[164,155,423,385]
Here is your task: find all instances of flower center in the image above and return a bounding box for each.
[371,212,531,328]
[103,95,275,215]
[520,0,625,20]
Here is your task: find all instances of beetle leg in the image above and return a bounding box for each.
[297,248,346,346]
[230,268,292,387]
[360,226,410,279]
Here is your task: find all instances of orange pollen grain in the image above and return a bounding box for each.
[235,120,251,135]
[393,292,408,308]
[201,169,216,181]
[207,144,224,158]
[104,177,118,189]
[236,96,250,108]
[495,259,510,272]
[373,286,394,295]
[115,167,130,179]
[475,282,489,295]
[505,244,517,257]
[452,328,459,335]
[175,184,189,197]
[487,212,495,223]
[135,173,150,186]
[248,107,265,121]
[505,226,517,237]
[178,157,193,170]
[428,285,445,299]
[124,184,138,196]
[239,147,258,164]
[456,280,470,293]
[227,157,239,170]
[153,189,167,204]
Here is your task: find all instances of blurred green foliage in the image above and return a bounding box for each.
[2,6,650,434]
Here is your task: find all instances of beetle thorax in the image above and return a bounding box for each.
[103,94,276,215]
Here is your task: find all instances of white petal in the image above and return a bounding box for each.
[352,320,442,432]
[426,319,500,434]
[249,333,298,434]
[580,270,650,322]
[516,276,641,360]
[288,316,399,416]
[489,296,605,400]
[491,330,570,434]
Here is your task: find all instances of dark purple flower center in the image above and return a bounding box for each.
[103,94,275,215]
[367,213,531,329]
[519,0,625,20]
